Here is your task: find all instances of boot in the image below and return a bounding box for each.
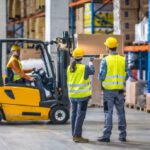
[73,136,89,143]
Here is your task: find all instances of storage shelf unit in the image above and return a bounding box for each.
[69,0,113,35]
[124,45,148,81]
[6,12,45,48]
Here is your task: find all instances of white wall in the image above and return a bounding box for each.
[0,0,7,74]
[45,0,69,53]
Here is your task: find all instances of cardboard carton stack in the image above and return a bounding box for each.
[114,0,139,45]
[35,17,45,41]
[139,0,148,21]
[84,3,113,34]
[75,6,84,34]
[12,0,21,19]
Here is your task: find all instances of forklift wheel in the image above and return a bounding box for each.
[50,106,69,124]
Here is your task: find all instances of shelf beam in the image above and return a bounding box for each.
[69,0,93,7]
[124,45,148,52]
[7,12,45,26]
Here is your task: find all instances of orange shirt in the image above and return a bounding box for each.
[7,55,32,81]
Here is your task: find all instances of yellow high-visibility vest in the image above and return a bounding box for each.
[102,55,126,90]
[7,56,23,82]
[67,64,92,98]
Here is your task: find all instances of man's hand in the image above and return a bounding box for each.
[29,77,36,82]
[32,68,36,72]
[89,61,93,65]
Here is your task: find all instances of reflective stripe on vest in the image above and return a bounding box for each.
[67,64,92,98]
[7,56,23,82]
[102,55,126,90]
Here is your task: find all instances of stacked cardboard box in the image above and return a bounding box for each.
[12,0,21,19]
[36,0,45,10]
[126,82,138,105]
[29,19,36,39]
[8,0,14,19]
[20,49,41,60]
[23,21,29,48]
[26,0,36,17]
[114,0,139,45]
[20,0,27,18]
[84,3,113,34]
[139,0,148,21]
[75,6,84,34]
[35,17,45,41]
[146,93,150,111]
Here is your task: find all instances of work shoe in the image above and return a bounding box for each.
[119,137,126,142]
[97,137,110,142]
[73,136,89,143]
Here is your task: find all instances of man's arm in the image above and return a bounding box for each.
[84,62,95,80]
[98,58,107,81]
[8,60,32,80]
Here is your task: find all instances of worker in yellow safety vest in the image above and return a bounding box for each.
[7,45,36,84]
[98,37,128,142]
[67,48,95,143]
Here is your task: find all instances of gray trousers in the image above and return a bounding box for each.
[102,90,127,139]
[70,100,88,137]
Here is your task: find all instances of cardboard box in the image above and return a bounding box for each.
[20,49,41,60]
[91,59,102,105]
[123,30,135,44]
[121,20,138,32]
[146,93,150,110]
[120,9,138,20]
[120,0,139,9]
[77,34,124,55]
[126,82,138,105]
[75,6,84,34]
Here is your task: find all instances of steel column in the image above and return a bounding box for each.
[71,0,74,35]
[148,0,150,92]
[91,1,94,34]
[139,51,142,80]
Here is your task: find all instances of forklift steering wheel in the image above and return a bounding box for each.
[32,68,43,75]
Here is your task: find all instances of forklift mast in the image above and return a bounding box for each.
[51,31,72,106]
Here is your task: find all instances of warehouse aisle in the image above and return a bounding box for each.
[0,107,150,150]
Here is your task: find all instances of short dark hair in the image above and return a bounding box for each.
[109,47,117,51]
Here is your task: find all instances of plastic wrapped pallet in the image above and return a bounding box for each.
[134,17,148,43]
[136,81,147,108]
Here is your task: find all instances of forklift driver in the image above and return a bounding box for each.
[7,45,36,84]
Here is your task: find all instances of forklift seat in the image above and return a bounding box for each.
[5,68,14,84]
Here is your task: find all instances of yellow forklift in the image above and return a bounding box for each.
[0,32,71,124]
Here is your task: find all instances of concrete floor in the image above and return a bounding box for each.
[0,107,150,150]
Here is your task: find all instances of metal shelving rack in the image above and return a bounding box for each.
[6,12,45,47]
[124,0,150,92]
[69,0,113,35]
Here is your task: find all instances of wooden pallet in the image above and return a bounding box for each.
[145,109,150,113]
[88,104,103,108]
[125,103,135,109]
[135,106,146,112]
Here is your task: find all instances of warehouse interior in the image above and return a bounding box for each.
[0,0,150,149]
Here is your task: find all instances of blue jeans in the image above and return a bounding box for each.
[103,90,127,139]
[71,100,88,137]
